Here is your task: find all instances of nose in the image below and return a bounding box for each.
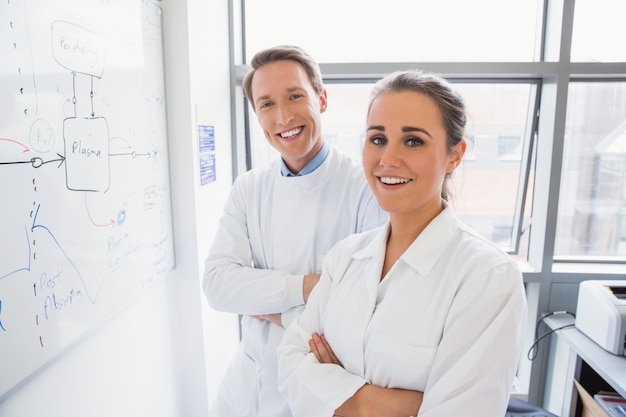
[379,143,401,168]
[275,103,294,125]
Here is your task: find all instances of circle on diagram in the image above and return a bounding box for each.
[29,118,55,152]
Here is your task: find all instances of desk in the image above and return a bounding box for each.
[543,316,626,417]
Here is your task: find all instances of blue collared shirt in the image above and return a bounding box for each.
[280,141,330,177]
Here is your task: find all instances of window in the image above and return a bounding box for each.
[571,0,626,62]
[250,81,536,254]
[232,0,626,404]
[244,0,543,63]
[498,135,522,160]
[555,81,626,258]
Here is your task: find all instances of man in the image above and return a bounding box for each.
[203,45,387,417]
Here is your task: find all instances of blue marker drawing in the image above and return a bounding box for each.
[0,300,6,331]
[0,224,31,281]
[30,204,102,304]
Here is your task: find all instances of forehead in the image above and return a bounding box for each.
[251,60,313,98]
[368,91,443,126]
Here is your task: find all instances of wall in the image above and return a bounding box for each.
[0,0,237,415]
[170,0,240,407]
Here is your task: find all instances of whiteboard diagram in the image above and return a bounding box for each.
[0,0,174,400]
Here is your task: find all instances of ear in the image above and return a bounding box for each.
[447,139,466,172]
[319,89,328,113]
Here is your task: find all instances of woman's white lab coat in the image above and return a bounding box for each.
[277,205,528,417]
[203,146,387,417]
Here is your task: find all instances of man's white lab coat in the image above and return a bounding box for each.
[204,146,387,417]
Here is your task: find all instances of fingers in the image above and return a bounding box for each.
[308,333,343,366]
[319,334,341,365]
[309,336,322,362]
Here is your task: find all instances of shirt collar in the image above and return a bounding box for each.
[400,203,459,276]
[280,141,330,177]
[352,202,459,277]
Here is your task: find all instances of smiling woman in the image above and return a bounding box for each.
[277,69,527,417]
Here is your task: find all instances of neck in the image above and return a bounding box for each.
[387,200,445,251]
[283,138,324,175]
[380,200,444,279]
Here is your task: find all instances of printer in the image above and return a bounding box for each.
[576,280,626,356]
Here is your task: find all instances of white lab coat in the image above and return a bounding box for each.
[277,204,528,417]
[203,146,387,417]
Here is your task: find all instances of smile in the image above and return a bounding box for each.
[279,127,303,139]
[379,177,412,185]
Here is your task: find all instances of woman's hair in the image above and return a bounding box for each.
[368,69,468,200]
[242,45,324,111]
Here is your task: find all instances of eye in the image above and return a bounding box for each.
[289,93,304,100]
[259,101,273,109]
[369,135,387,146]
[406,137,425,147]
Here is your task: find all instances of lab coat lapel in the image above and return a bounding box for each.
[352,223,389,313]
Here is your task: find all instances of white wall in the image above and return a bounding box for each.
[180,0,241,407]
[0,0,238,415]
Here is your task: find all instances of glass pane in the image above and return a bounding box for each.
[555,82,626,258]
[244,0,542,63]
[571,0,626,62]
[249,82,535,253]
[452,83,534,253]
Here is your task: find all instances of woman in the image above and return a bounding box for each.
[277,69,528,417]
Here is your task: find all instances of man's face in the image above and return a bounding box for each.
[251,60,327,174]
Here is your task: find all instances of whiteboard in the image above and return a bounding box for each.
[0,0,174,399]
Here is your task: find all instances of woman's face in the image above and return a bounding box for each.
[362,90,465,218]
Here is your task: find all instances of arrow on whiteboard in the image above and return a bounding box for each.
[84,192,115,229]
[0,154,65,169]
[0,137,30,153]
[109,150,158,159]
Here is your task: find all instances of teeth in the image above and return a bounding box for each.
[380,177,411,185]
[280,127,302,138]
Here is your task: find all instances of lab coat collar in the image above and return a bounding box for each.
[352,203,460,277]
[280,141,330,177]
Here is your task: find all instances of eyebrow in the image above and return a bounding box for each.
[255,87,304,107]
[255,94,270,107]
[366,125,433,138]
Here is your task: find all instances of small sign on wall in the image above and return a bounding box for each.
[198,124,216,185]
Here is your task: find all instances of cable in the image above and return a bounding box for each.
[527,311,576,361]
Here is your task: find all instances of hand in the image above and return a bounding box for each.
[252,313,283,327]
[303,273,321,303]
[309,332,342,366]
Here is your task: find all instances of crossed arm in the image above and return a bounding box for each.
[309,333,423,417]
[253,273,321,326]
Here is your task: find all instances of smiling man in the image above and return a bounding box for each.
[202,45,387,417]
